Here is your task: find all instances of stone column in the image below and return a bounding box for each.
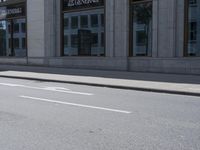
[176,0,185,57]
[105,0,114,57]
[157,0,177,58]
[152,0,159,57]
[113,0,129,57]
[44,0,57,57]
[27,0,45,58]
[55,0,61,57]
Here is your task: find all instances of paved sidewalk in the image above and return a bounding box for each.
[0,65,200,96]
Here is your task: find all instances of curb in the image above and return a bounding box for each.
[0,75,200,97]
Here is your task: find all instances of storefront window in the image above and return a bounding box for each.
[62,0,105,56]
[186,0,200,56]
[0,3,26,57]
[130,0,152,57]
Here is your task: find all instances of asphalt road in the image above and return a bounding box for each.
[0,77,200,150]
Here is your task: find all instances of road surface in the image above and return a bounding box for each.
[0,77,199,150]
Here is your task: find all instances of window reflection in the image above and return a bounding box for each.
[131,1,152,56]
[186,0,200,56]
[80,15,88,28]
[0,20,9,56]
[0,18,26,57]
[0,2,26,57]
[63,9,105,56]
[13,18,26,57]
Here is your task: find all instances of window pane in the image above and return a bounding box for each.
[71,16,78,29]
[64,35,68,47]
[186,0,200,56]
[91,14,98,27]
[64,18,69,30]
[78,30,92,56]
[71,34,78,48]
[131,1,152,56]
[8,38,11,49]
[80,15,88,28]
[91,33,98,47]
[21,23,26,33]
[22,38,26,49]
[101,14,104,27]
[101,32,104,47]
[13,23,19,33]
[8,24,11,34]
[13,38,19,49]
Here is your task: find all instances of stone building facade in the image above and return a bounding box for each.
[0,0,200,74]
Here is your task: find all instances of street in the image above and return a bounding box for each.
[0,77,200,150]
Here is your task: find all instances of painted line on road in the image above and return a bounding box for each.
[20,95,132,114]
[0,82,93,96]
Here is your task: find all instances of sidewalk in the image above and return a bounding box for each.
[0,64,200,96]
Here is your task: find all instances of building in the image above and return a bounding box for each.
[0,0,200,74]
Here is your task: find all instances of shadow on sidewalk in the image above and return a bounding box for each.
[0,65,200,84]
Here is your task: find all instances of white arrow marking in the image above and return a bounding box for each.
[0,83,93,96]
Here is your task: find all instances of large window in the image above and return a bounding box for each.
[185,0,200,56]
[62,0,105,56]
[0,3,26,57]
[130,0,152,57]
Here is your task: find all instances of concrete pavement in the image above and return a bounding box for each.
[0,64,200,96]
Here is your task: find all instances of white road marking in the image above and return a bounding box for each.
[0,83,22,87]
[0,83,93,96]
[20,95,132,114]
[44,87,70,91]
